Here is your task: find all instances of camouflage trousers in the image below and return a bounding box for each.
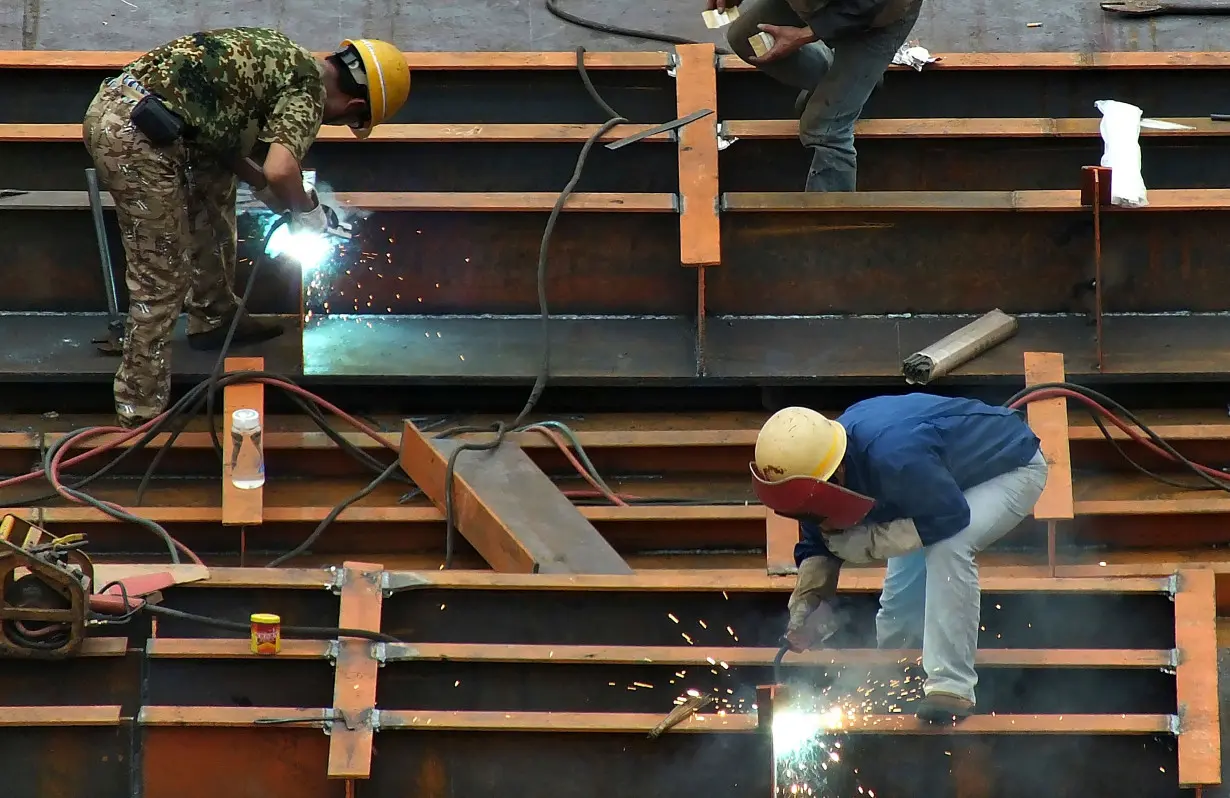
[82,78,241,427]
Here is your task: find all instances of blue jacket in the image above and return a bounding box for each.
[795,394,1041,565]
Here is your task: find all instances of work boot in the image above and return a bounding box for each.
[915,691,975,724]
[187,310,284,351]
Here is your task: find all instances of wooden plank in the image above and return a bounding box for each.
[1,191,677,213]
[399,420,633,574]
[717,51,1230,70]
[0,706,122,726]
[0,50,670,70]
[378,710,1172,734]
[1174,568,1221,787]
[766,511,798,576]
[380,642,1173,668]
[673,43,721,267]
[328,560,384,780]
[0,122,671,143]
[1023,353,1075,521]
[147,638,332,659]
[724,117,1224,139]
[722,189,1230,212]
[222,357,264,527]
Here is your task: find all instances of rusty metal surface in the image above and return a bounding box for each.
[0,651,140,712]
[142,727,343,798]
[0,68,679,126]
[716,212,1230,315]
[302,315,698,380]
[719,68,1230,120]
[720,139,1230,192]
[3,140,679,194]
[704,314,1230,380]
[0,727,130,798]
[377,659,1173,714]
[0,313,302,378]
[146,660,335,707]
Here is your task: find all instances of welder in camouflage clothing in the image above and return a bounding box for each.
[82,28,411,428]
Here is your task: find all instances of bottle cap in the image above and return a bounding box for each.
[231,408,261,432]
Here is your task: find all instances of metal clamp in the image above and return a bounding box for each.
[327,565,348,594]
[380,571,429,596]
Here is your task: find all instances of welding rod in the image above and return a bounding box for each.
[901,309,1019,385]
[84,168,121,326]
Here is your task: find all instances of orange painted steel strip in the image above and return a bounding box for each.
[222,357,264,526]
[0,51,670,70]
[0,706,122,725]
[674,44,721,267]
[724,117,1225,139]
[2,122,670,143]
[1174,568,1221,787]
[1023,352,1075,521]
[722,189,1230,212]
[765,511,798,575]
[380,569,1171,593]
[6,50,1229,71]
[378,709,1171,734]
[147,638,332,659]
[717,51,1230,70]
[328,561,385,779]
[381,642,1172,668]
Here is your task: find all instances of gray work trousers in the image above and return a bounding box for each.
[726,0,923,191]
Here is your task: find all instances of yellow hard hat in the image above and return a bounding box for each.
[339,38,411,138]
[754,407,848,483]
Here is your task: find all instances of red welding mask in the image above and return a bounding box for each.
[749,463,875,529]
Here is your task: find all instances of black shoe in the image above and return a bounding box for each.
[187,311,285,351]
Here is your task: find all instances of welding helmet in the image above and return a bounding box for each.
[750,408,874,529]
[336,38,411,138]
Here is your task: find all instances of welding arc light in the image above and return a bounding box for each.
[771,706,846,757]
[264,224,334,273]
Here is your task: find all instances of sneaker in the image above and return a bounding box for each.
[915,691,974,724]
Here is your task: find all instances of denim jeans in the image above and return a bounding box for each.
[874,449,1049,704]
[726,0,923,191]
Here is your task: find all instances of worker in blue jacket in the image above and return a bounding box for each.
[751,394,1048,723]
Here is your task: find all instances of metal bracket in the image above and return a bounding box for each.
[1167,572,1181,600]
[256,708,355,736]
[325,639,340,665]
[380,570,429,596]
[370,641,387,667]
[327,565,348,594]
[666,52,680,76]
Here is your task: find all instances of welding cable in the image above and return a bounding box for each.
[42,426,202,565]
[773,642,789,686]
[544,0,734,54]
[437,47,633,569]
[1006,382,1230,494]
[142,603,400,643]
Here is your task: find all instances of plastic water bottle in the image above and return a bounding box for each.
[230,408,266,489]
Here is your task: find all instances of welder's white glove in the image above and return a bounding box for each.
[784,555,843,652]
[291,200,329,234]
[254,185,279,210]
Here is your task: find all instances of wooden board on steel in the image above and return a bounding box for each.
[674,44,721,267]
[1174,568,1221,787]
[766,511,798,575]
[1023,352,1074,521]
[222,357,264,526]
[328,561,384,780]
[399,420,633,574]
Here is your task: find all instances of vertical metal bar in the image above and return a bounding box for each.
[1047,520,1057,578]
[1092,170,1104,373]
[85,168,121,324]
[696,266,707,377]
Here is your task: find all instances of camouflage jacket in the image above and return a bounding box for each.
[125,27,325,161]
